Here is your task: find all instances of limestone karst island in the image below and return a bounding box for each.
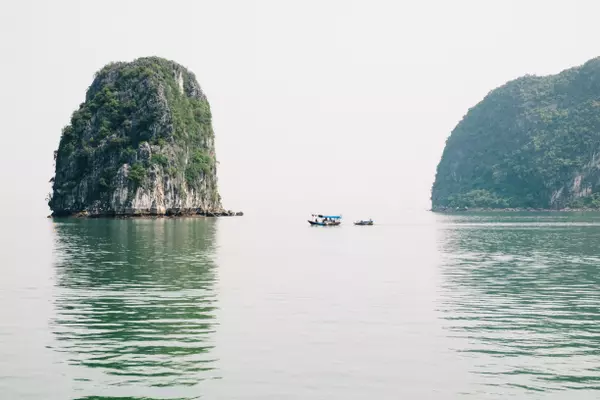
[432,57,600,212]
[48,57,240,217]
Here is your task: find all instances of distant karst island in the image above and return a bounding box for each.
[48,57,241,218]
[432,57,600,212]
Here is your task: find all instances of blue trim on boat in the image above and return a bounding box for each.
[312,214,341,219]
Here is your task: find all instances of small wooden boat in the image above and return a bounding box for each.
[354,219,373,226]
[308,220,341,226]
[308,214,342,226]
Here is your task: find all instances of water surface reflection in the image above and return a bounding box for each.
[437,214,600,395]
[51,218,219,399]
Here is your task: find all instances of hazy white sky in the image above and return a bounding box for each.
[1,0,598,217]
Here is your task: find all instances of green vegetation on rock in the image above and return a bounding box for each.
[185,150,214,186]
[49,57,222,216]
[432,57,600,210]
[128,162,147,186]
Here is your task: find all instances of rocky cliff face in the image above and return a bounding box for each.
[49,57,225,217]
[432,57,600,210]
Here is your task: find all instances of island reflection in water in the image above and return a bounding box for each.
[51,218,219,399]
[436,214,600,395]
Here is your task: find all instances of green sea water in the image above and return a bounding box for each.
[2,212,600,399]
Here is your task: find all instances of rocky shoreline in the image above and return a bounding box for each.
[50,209,244,218]
[431,207,600,213]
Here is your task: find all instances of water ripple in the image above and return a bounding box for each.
[50,219,219,399]
[437,216,600,395]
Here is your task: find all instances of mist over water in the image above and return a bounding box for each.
[3,1,600,398]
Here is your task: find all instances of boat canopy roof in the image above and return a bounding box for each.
[312,214,341,219]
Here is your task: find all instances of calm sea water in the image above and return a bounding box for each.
[2,212,600,399]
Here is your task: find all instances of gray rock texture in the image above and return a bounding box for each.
[49,57,227,217]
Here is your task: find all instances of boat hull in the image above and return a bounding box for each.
[354,221,373,225]
[308,220,341,226]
